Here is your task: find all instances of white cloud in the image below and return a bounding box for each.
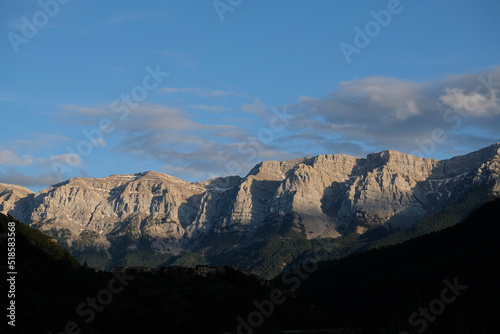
[0,151,87,190]
[57,65,500,181]
[0,149,33,166]
[335,76,423,121]
[65,103,294,180]
[39,154,83,168]
[0,169,61,189]
[282,66,500,158]
[43,66,500,182]
[439,87,500,117]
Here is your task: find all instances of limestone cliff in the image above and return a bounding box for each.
[1,143,499,267]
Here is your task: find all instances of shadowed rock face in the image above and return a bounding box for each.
[1,143,499,258]
[0,183,35,221]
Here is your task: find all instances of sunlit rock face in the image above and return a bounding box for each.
[1,143,499,256]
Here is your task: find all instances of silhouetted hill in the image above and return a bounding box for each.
[0,213,326,334]
[4,197,499,333]
[291,198,500,333]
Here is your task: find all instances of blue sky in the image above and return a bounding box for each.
[1,0,499,192]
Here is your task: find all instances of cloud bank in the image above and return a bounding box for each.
[2,66,499,189]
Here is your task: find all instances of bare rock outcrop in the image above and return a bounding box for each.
[1,143,499,264]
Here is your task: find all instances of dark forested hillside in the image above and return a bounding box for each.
[0,213,325,334]
[290,198,500,333]
[3,197,499,333]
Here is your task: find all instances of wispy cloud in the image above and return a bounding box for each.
[57,103,291,180]
[160,87,238,97]
[189,104,228,112]
[0,148,87,189]
[55,66,500,180]
[242,99,266,115]
[14,67,498,186]
[0,146,76,190]
[0,169,61,189]
[13,133,70,150]
[283,65,500,158]
[0,149,33,166]
[38,154,83,168]
[440,87,500,117]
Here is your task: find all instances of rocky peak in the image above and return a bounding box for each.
[1,143,499,269]
[0,183,35,222]
[194,175,242,191]
[433,143,500,178]
[246,157,309,181]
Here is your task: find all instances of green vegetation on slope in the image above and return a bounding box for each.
[163,250,208,267]
[17,184,499,281]
[289,198,500,333]
[366,185,497,249]
[294,186,499,270]
[0,213,326,334]
[235,231,313,279]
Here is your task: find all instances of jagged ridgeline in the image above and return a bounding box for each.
[1,143,500,278]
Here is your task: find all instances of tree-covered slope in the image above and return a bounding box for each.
[0,213,326,334]
[289,198,500,333]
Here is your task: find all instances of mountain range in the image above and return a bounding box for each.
[1,143,499,277]
[3,188,499,333]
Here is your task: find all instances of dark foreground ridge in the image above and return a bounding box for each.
[291,198,500,333]
[0,212,324,333]
[2,198,499,333]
